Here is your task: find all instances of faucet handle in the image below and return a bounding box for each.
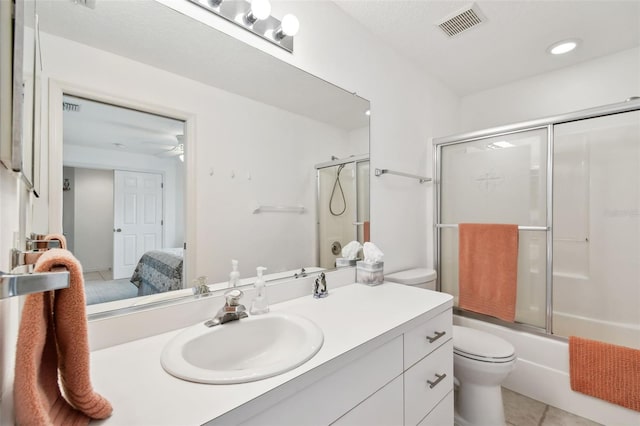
[224,289,244,306]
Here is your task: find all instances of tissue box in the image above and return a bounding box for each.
[336,258,357,268]
[356,261,384,285]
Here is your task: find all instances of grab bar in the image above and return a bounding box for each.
[435,224,549,231]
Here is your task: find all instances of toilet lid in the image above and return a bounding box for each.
[453,326,515,362]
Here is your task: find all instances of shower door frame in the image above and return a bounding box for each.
[433,98,640,337]
[315,154,370,268]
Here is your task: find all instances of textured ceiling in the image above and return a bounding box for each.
[63,95,185,157]
[335,0,640,95]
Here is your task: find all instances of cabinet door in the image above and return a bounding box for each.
[417,391,453,426]
[332,376,403,426]
[240,336,403,426]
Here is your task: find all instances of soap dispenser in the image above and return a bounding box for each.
[229,259,240,288]
[250,266,269,315]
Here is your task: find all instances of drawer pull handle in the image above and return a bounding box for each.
[427,373,447,389]
[426,331,446,343]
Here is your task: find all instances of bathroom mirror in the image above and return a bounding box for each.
[37,0,369,313]
[1,0,40,193]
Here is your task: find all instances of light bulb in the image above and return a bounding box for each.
[280,14,299,37]
[250,0,271,21]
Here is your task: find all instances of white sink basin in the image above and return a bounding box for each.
[161,312,324,384]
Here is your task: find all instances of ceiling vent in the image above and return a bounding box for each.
[436,3,486,38]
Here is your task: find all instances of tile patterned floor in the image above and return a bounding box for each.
[503,388,602,426]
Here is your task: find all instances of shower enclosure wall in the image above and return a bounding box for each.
[316,155,370,269]
[434,100,640,348]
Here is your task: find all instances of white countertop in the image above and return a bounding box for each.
[90,283,453,425]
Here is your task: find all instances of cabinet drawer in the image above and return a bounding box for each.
[404,340,453,426]
[404,309,452,369]
[417,391,453,426]
[332,376,403,426]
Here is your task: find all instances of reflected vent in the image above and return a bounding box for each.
[437,4,485,38]
[62,102,80,112]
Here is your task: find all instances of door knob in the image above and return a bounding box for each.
[114,228,122,232]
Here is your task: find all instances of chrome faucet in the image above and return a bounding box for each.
[313,272,328,299]
[294,267,307,278]
[205,289,248,327]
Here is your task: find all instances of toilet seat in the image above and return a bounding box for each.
[453,325,516,363]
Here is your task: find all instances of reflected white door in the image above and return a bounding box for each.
[113,170,163,279]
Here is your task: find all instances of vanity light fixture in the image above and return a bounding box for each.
[548,39,580,55]
[188,0,299,53]
[245,0,271,24]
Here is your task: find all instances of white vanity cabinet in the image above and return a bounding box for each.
[236,308,453,426]
[91,283,454,426]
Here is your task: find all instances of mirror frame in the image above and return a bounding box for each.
[48,79,198,310]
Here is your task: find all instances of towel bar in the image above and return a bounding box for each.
[253,205,306,214]
[0,269,70,299]
[1,234,71,299]
[374,168,432,183]
[435,224,549,231]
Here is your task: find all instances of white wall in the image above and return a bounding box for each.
[72,167,113,272]
[63,144,184,250]
[456,47,640,133]
[62,166,75,251]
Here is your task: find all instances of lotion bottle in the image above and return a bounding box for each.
[229,259,240,288]
[250,266,269,314]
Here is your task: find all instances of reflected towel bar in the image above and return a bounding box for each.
[253,205,306,214]
[374,168,431,183]
[435,224,549,231]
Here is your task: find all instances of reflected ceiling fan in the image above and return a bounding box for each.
[145,135,185,160]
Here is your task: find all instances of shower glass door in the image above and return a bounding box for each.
[317,160,369,269]
[552,110,640,347]
[439,128,548,328]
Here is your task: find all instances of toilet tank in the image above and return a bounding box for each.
[385,268,437,290]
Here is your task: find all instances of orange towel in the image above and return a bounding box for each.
[458,223,519,322]
[569,336,640,412]
[14,248,112,425]
[44,233,67,250]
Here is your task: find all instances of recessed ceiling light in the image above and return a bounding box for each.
[548,39,580,55]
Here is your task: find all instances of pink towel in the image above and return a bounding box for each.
[569,336,640,412]
[458,223,519,322]
[14,248,112,426]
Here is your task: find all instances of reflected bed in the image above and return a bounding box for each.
[131,248,184,295]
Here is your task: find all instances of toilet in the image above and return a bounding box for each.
[384,267,437,290]
[452,325,516,426]
[385,269,516,426]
